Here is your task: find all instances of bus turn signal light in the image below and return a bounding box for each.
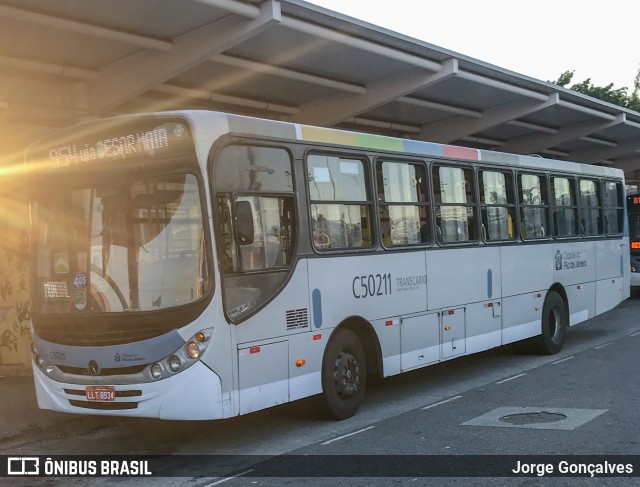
[295,359,306,367]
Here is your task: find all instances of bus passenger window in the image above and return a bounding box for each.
[307,154,373,250]
[578,179,601,236]
[377,161,429,247]
[432,165,476,243]
[518,173,549,240]
[551,177,578,237]
[603,181,623,235]
[480,170,516,242]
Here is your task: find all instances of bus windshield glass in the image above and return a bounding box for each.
[33,171,209,314]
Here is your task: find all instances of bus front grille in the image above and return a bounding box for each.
[58,364,147,376]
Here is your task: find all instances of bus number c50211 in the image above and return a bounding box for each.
[352,273,392,299]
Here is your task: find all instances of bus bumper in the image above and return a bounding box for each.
[32,361,227,420]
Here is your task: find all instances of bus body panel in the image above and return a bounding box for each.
[594,239,625,314]
[399,311,439,371]
[288,331,327,401]
[501,292,545,344]
[553,240,596,286]
[596,278,624,315]
[465,299,502,354]
[372,316,401,377]
[440,307,465,360]
[596,239,624,280]
[307,253,427,328]
[426,247,501,310]
[500,244,554,297]
[238,340,289,415]
[565,282,595,325]
[234,261,311,345]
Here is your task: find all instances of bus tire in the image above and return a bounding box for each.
[534,291,568,355]
[321,328,367,420]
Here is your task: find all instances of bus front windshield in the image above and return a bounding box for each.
[33,171,209,314]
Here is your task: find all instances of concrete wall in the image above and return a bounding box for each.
[0,189,32,375]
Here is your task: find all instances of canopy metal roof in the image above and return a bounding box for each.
[1,0,639,182]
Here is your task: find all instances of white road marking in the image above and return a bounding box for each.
[202,469,254,486]
[551,356,575,365]
[422,396,462,410]
[322,426,375,445]
[495,373,526,384]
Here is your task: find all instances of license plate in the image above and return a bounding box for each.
[85,386,116,401]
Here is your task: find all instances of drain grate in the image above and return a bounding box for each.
[499,411,567,425]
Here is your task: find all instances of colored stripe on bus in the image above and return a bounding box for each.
[298,124,481,162]
[443,145,479,160]
[402,139,443,157]
[355,133,404,152]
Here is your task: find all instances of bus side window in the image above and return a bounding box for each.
[479,169,516,242]
[433,165,476,244]
[603,181,623,235]
[518,173,549,241]
[308,154,373,250]
[376,160,429,247]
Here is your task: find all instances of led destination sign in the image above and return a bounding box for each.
[49,127,169,167]
[30,119,193,170]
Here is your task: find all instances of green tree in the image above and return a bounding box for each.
[552,68,640,112]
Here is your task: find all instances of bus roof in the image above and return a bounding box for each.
[27,110,624,181]
[224,111,624,180]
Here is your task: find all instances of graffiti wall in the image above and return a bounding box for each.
[0,188,32,374]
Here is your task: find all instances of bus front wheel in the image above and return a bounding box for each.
[534,291,568,355]
[321,328,367,420]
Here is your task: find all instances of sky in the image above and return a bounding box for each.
[306,0,640,91]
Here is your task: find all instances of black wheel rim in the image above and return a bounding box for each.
[333,350,360,398]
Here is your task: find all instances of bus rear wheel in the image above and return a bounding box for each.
[534,291,568,355]
[321,328,367,420]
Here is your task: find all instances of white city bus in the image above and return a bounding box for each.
[27,111,629,420]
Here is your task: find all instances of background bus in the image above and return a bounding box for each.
[26,111,629,421]
[627,192,640,288]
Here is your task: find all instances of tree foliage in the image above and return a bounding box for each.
[552,68,640,112]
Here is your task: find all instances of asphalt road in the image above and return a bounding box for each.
[3,296,640,486]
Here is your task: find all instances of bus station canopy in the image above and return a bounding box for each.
[1,0,640,182]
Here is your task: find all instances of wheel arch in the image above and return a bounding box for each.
[548,282,569,317]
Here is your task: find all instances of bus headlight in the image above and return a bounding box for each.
[45,364,55,375]
[146,329,212,380]
[186,342,200,359]
[168,355,181,372]
[36,355,44,368]
[150,364,163,380]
